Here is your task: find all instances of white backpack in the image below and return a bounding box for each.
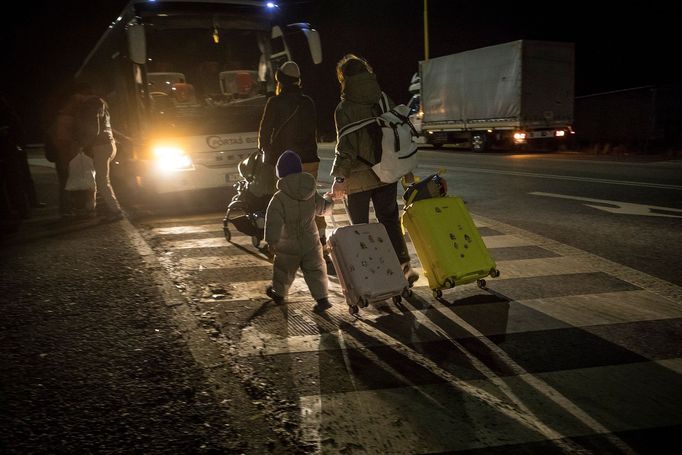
[337,92,418,183]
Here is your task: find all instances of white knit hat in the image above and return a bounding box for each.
[279,61,300,79]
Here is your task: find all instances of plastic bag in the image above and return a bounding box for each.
[65,151,96,191]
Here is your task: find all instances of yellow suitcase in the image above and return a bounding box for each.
[401,196,499,298]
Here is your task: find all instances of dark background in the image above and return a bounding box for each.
[3,0,676,142]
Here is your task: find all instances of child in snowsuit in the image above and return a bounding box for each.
[265,150,334,312]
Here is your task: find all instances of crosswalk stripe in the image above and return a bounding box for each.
[481,234,535,248]
[234,288,679,358]
[517,290,682,327]
[152,224,221,235]
[493,256,598,278]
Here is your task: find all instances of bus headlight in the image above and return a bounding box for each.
[153,145,193,171]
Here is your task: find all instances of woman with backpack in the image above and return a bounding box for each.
[330,54,419,285]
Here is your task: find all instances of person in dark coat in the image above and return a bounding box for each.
[258,61,334,273]
[47,83,92,217]
[1,94,43,223]
[75,95,123,221]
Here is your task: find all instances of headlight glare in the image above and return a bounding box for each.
[152,145,193,171]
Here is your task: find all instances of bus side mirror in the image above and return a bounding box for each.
[287,23,322,65]
[127,23,147,65]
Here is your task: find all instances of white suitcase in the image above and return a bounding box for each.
[328,222,409,315]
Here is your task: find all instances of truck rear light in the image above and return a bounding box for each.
[555,130,566,137]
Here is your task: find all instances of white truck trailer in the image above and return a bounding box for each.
[410,40,575,151]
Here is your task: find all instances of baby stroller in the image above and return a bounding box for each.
[222,150,276,249]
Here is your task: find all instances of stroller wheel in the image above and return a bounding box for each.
[251,236,261,248]
[223,227,231,242]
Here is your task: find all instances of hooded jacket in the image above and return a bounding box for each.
[331,72,395,194]
[265,172,332,254]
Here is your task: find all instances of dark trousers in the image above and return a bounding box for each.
[347,183,410,264]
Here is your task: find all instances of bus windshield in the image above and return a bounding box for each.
[144,14,272,136]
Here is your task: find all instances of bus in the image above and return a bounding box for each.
[75,0,322,201]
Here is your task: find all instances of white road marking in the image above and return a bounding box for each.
[431,164,682,190]
[481,234,535,248]
[518,290,682,327]
[152,224,221,235]
[494,256,598,279]
[236,287,681,357]
[530,192,682,218]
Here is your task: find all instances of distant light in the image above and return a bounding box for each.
[117,16,123,22]
[266,2,278,8]
[555,130,566,137]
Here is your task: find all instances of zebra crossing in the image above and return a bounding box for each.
[139,203,682,454]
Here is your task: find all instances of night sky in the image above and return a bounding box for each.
[4,0,676,141]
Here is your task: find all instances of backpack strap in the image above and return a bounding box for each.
[378,92,390,114]
[272,101,301,143]
[336,117,377,141]
[337,117,379,167]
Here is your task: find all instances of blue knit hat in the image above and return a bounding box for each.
[276,150,302,178]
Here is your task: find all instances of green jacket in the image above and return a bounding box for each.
[331,72,394,194]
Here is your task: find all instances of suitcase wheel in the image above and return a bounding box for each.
[348,305,359,316]
[490,268,500,278]
[477,279,487,289]
[433,289,443,299]
[443,278,454,289]
[392,295,402,305]
[251,236,261,248]
[401,288,413,298]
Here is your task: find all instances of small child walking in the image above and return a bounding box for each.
[265,150,334,312]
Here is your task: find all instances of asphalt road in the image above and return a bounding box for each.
[318,146,682,286]
[7,147,681,454]
[129,146,682,453]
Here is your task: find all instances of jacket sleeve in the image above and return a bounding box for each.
[314,193,333,217]
[258,97,275,153]
[264,193,284,246]
[331,105,358,178]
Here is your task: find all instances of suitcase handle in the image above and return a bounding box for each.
[330,196,352,229]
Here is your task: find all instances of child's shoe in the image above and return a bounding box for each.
[313,298,332,313]
[266,286,284,304]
